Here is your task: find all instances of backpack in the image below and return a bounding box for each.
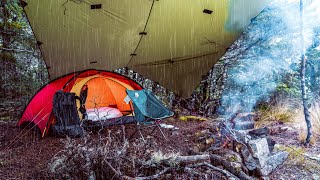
[50,90,83,138]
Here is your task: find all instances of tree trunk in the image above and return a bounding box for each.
[0,0,12,62]
[299,0,312,144]
[1,0,19,99]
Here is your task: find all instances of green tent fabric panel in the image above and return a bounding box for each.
[126,89,174,122]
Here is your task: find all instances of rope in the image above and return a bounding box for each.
[126,0,156,67]
[1,100,52,152]
[63,0,89,15]
[1,113,49,152]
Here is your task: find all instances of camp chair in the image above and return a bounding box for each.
[125,89,174,141]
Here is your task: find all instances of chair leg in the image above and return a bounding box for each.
[128,123,146,142]
[155,121,168,141]
[129,121,167,142]
[138,127,146,142]
[128,124,138,140]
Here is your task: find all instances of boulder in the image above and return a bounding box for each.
[232,113,256,130]
[241,146,259,171]
[248,138,270,167]
[259,151,289,176]
[249,127,269,137]
[234,121,255,130]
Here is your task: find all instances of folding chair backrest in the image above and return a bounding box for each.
[126,89,174,122]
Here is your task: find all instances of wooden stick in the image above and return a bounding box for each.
[188,162,239,180]
[104,159,171,180]
[174,154,210,164]
[210,154,253,180]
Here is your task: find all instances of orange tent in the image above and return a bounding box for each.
[18,70,142,136]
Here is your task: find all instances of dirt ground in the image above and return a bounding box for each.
[0,118,319,179]
[0,118,208,179]
[267,123,320,179]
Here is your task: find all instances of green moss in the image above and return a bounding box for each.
[179,116,207,121]
[0,116,11,121]
[228,155,238,162]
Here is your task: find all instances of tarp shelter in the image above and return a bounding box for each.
[18,70,142,136]
[22,0,271,98]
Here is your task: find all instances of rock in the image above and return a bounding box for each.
[234,130,252,143]
[248,138,270,167]
[234,121,255,130]
[241,146,259,171]
[230,113,256,130]
[269,126,291,135]
[259,151,289,176]
[266,137,276,152]
[234,113,256,122]
[313,174,320,180]
[248,129,275,152]
[243,154,259,171]
[249,127,269,137]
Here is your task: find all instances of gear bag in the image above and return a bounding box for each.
[50,90,83,137]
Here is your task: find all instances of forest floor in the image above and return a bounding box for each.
[0,117,319,179]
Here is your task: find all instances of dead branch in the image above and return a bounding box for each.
[135,168,171,180]
[0,47,35,53]
[304,154,320,164]
[174,154,210,164]
[188,162,239,180]
[105,159,171,180]
[104,154,211,179]
[210,154,253,180]
[205,146,223,152]
[184,166,205,177]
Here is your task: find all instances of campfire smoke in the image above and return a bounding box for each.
[218,0,320,122]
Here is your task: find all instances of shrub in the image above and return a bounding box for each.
[255,98,298,127]
[48,127,180,179]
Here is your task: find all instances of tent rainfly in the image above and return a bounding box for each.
[18,70,142,136]
[22,0,271,97]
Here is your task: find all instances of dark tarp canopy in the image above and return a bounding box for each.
[23,0,271,97]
